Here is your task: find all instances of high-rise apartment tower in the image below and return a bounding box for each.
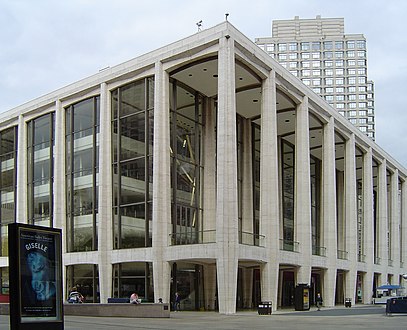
[255,16,375,139]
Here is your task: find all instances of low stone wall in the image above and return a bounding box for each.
[64,303,170,318]
[0,303,170,318]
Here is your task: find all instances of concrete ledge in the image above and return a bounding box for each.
[64,303,170,318]
[0,303,170,318]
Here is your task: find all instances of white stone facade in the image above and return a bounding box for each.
[0,22,406,314]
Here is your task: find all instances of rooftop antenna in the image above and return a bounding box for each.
[196,20,202,31]
[225,13,229,21]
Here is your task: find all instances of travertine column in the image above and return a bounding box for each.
[216,35,239,314]
[401,181,407,270]
[390,169,400,269]
[260,70,279,310]
[294,96,311,285]
[152,61,171,303]
[241,118,253,244]
[322,117,337,307]
[98,83,113,303]
[16,114,27,223]
[203,98,216,239]
[378,159,388,276]
[202,99,217,308]
[362,147,374,304]
[203,264,217,310]
[54,100,67,298]
[344,133,357,305]
[54,100,66,238]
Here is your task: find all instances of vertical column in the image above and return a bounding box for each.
[362,147,374,304]
[152,61,171,303]
[294,96,311,284]
[203,264,217,310]
[54,100,66,234]
[202,99,217,309]
[54,100,67,298]
[97,83,113,303]
[241,118,253,244]
[216,34,238,314]
[322,117,337,307]
[202,98,216,240]
[344,133,357,305]
[16,114,27,223]
[401,181,407,270]
[378,159,388,279]
[390,169,400,270]
[260,70,279,310]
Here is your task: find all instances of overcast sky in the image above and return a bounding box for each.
[1,0,406,167]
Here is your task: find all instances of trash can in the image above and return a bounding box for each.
[345,298,351,308]
[258,301,272,315]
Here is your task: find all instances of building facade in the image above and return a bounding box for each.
[255,16,376,140]
[0,22,406,314]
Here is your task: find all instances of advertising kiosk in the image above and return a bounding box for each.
[294,284,310,311]
[8,223,64,330]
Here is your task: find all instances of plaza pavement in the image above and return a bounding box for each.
[1,304,406,330]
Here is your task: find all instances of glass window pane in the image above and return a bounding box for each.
[73,98,94,132]
[121,81,145,117]
[120,113,146,161]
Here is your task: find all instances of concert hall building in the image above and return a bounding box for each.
[0,22,406,313]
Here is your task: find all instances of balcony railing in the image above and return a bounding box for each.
[357,254,366,263]
[312,245,326,257]
[279,239,299,252]
[240,231,265,247]
[337,249,348,260]
[170,230,216,245]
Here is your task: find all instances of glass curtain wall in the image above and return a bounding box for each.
[252,123,261,245]
[281,140,295,251]
[387,170,392,265]
[27,113,54,227]
[171,262,204,310]
[311,156,322,255]
[357,178,364,262]
[111,77,154,249]
[66,97,100,252]
[170,81,203,245]
[66,264,99,303]
[0,127,17,257]
[237,116,243,243]
[399,179,403,266]
[372,159,378,264]
[112,262,153,301]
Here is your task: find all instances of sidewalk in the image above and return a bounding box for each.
[1,305,405,330]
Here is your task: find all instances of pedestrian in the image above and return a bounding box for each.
[130,292,140,304]
[316,292,323,311]
[68,286,84,303]
[173,292,181,311]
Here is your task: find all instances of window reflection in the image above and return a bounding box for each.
[66,97,100,252]
[282,141,294,249]
[0,127,16,254]
[170,81,203,245]
[112,77,154,249]
[28,115,54,227]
